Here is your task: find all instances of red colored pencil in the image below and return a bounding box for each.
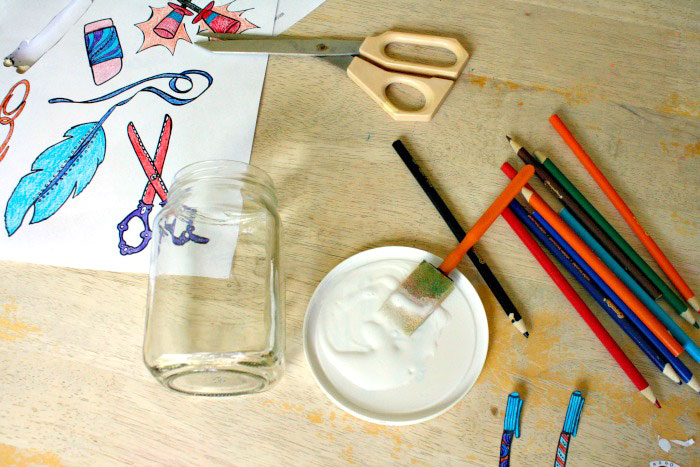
[549,114,699,313]
[501,163,683,357]
[501,204,660,407]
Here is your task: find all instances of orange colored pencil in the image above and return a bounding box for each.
[501,162,683,357]
[549,114,699,313]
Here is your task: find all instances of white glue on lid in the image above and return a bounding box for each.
[304,247,488,425]
[317,259,452,391]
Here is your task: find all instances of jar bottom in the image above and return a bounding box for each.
[148,352,284,396]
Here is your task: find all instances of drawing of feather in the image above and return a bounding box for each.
[4,69,213,236]
[5,122,106,236]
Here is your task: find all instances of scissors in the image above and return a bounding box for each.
[196,31,469,122]
[117,114,207,255]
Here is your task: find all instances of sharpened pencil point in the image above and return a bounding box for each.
[506,135,523,154]
[695,323,700,329]
[655,400,661,408]
[524,331,529,338]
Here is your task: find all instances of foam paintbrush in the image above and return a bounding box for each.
[392,139,529,338]
[379,164,535,334]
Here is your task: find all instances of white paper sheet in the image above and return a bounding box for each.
[0,0,279,273]
[273,0,325,34]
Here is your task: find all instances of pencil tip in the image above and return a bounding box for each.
[655,400,661,408]
[523,332,529,338]
[506,135,512,142]
[694,323,699,329]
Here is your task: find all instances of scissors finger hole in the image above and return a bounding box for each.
[385,83,426,111]
[384,42,457,68]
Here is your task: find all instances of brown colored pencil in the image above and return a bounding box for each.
[506,136,662,300]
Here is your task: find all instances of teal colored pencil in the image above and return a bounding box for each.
[561,209,700,365]
[534,151,696,327]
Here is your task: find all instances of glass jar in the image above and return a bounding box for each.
[143,160,284,396]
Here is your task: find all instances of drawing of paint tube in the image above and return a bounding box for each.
[3,0,94,73]
[193,1,241,34]
[84,19,123,85]
[154,3,194,39]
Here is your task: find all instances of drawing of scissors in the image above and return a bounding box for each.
[0,79,30,162]
[117,114,208,255]
[196,31,469,122]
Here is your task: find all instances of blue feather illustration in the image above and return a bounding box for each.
[5,122,106,235]
[4,70,213,237]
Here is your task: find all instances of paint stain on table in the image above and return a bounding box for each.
[466,74,590,104]
[660,141,699,160]
[0,443,62,466]
[656,93,699,118]
[0,302,40,342]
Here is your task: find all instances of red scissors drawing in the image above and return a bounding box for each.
[1,80,30,162]
[118,114,207,255]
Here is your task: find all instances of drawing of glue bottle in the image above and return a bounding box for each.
[192,1,241,34]
[154,2,194,39]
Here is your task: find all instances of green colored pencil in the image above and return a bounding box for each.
[534,150,698,328]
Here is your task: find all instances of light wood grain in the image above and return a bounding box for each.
[1,0,699,465]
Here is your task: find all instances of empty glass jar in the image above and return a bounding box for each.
[143,160,284,396]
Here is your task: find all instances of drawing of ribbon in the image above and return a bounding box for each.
[0,80,30,162]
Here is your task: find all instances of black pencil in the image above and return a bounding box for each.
[392,139,528,338]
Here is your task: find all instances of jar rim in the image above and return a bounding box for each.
[172,160,274,187]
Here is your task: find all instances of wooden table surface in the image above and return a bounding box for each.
[2,1,699,465]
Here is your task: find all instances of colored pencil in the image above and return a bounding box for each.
[543,209,697,390]
[561,208,700,365]
[501,204,660,407]
[391,140,529,337]
[501,161,683,357]
[506,136,662,301]
[509,200,681,385]
[549,114,699,313]
[533,150,697,328]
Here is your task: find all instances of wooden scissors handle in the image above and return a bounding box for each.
[359,31,469,80]
[347,57,455,122]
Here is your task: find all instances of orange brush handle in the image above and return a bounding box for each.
[439,164,535,274]
[502,162,683,357]
[550,114,696,304]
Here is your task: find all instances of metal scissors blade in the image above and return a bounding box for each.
[195,35,364,56]
[196,30,470,121]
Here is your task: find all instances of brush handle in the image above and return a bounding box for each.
[499,432,514,467]
[439,164,535,274]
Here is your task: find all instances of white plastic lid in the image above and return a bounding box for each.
[303,246,489,425]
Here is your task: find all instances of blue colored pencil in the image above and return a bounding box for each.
[535,210,698,391]
[560,208,700,364]
[509,201,681,384]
